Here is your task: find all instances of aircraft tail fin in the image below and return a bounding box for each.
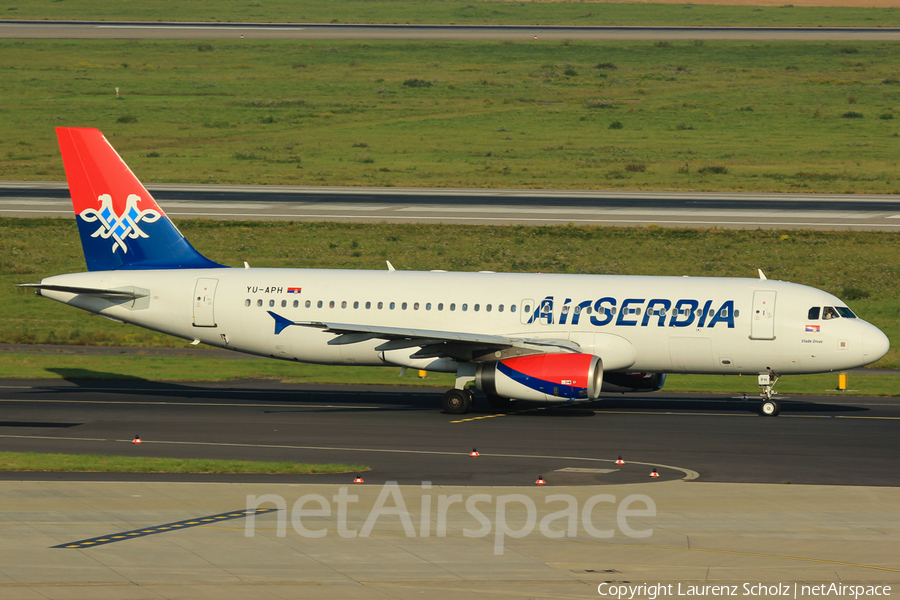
[56,127,223,271]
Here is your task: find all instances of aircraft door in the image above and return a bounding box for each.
[192,278,218,327]
[750,290,776,340]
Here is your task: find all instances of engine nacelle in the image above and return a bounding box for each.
[476,353,603,402]
[601,372,666,393]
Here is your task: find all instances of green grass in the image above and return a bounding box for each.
[0,451,367,474]
[4,218,900,369]
[0,353,895,396]
[0,352,456,386]
[2,39,900,192]
[3,1,899,27]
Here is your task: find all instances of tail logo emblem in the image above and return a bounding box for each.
[79,194,161,254]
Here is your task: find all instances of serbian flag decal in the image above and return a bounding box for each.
[287,287,302,294]
[806,325,820,333]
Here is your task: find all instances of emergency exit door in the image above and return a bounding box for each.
[192,278,218,327]
[750,290,776,340]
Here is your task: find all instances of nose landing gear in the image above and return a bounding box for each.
[758,371,781,417]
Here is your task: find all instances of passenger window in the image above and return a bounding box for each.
[257,299,263,307]
[402,302,407,310]
[823,306,838,320]
[586,307,593,315]
[523,304,531,313]
[341,301,347,309]
[329,301,335,308]
[293,300,299,308]
[269,300,275,308]
[438,303,444,311]
[808,307,820,320]
[426,303,432,310]
[511,305,517,313]
[486,304,492,312]
[414,302,420,310]
[734,310,740,317]
[390,302,396,310]
[450,303,456,311]
[365,301,371,309]
[462,304,468,311]
[281,300,287,308]
[720,308,727,317]
[474,304,480,311]
[353,301,359,309]
[574,306,581,314]
[499,304,504,312]
[378,302,383,309]
[562,305,569,314]
[305,300,311,308]
[317,301,323,308]
[245,299,251,307]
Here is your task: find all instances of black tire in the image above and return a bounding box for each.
[442,389,472,415]
[486,395,516,411]
[760,399,781,417]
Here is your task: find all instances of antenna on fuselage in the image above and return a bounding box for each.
[386,261,396,272]
[758,269,767,280]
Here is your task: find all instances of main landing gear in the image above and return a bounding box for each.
[758,371,781,417]
[442,388,474,415]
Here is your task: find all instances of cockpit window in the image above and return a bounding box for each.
[835,306,856,319]
[808,307,820,320]
[822,306,838,320]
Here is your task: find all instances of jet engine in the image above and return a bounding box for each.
[475,353,602,402]
[601,372,666,393]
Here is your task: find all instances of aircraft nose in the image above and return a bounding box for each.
[862,325,890,364]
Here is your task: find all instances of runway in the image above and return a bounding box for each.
[1,379,898,487]
[4,181,900,230]
[3,20,900,41]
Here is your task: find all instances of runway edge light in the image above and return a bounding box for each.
[535,476,546,486]
[616,455,624,465]
[650,468,660,478]
[132,435,142,445]
[470,448,479,457]
[353,474,364,484]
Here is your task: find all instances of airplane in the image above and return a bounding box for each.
[18,128,890,417]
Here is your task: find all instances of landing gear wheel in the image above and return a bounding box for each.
[442,389,473,415]
[486,395,516,411]
[760,398,781,417]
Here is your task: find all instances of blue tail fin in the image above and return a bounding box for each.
[57,127,224,271]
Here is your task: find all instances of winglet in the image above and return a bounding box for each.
[268,311,295,335]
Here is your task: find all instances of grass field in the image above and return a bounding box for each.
[0,352,893,396]
[0,451,367,474]
[2,39,899,192]
[3,1,900,27]
[4,218,900,370]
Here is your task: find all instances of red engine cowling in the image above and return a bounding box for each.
[475,353,603,402]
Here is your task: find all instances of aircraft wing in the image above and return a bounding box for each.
[267,311,580,360]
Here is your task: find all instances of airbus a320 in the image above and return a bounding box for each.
[19,128,891,417]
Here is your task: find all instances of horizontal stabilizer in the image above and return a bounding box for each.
[17,283,148,299]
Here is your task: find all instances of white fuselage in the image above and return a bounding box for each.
[38,268,889,377]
